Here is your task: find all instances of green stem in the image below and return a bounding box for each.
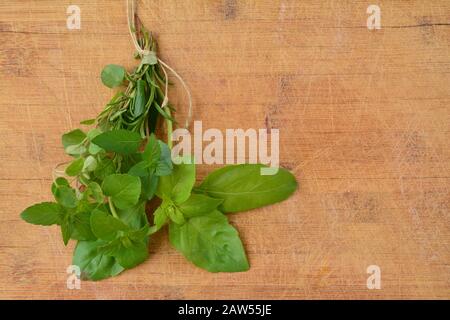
[108,198,119,219]
[165,107,173,149]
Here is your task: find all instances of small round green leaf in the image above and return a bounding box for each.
[101,64,126,88]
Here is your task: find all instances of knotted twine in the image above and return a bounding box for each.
[126,0,193,129]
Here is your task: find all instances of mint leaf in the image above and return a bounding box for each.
[51,177,70,196]
[82,155,97,172]
[54,185,78,208]
[62,129,86,150]
[71,211,96,241]
[92,130,142,154]
[61,215,74,245]
[83,182,104,203]
[90,209,129,241]
[128,161,150,177]
[116,201,148,230]
[20,202,63,226]
[101,64,125,88]
[102,174,141,209]
[65,157,84,176]
[98,228,149,270]
[94,156,115,180]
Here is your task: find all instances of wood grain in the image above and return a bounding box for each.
[0,0,449,299]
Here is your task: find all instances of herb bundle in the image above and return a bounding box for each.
[20,4,298,280]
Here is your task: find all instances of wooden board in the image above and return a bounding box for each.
[0,0,449,299]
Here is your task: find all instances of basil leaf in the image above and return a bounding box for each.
[157,157,195,204]
[65,157,84,176]
[196,164,297,213]
[167,206,185,225]
[73,240,124,281]
[169,210,249,272]
[101,64,125,88]
[102,174,141,209]
[20,202,63,226]
[178,194,223,218]
[92,130,142,154]
[90,209,129,241]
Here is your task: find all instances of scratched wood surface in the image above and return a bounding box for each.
[0,0,449,299]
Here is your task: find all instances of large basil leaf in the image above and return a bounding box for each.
[196,164,297,213]
[73,240,124,281]
[169,210,249,272]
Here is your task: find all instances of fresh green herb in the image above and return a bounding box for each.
[101,64,126,88]
[194,164,298,213]
[20,15,298,280]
